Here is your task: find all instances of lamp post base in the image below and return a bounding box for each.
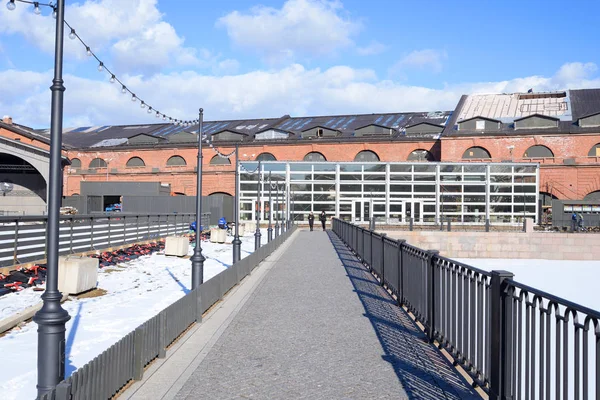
[232,237,242,264]
[275,224,279,237]
[254,231,262,250]
[190,248,205,289]
[267,227,273,242]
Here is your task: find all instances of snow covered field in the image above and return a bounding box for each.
[455,258,600,311]
[0,230,264,400]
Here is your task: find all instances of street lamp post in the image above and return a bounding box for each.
[232,144,241,264]
[190,108,205,289]
[275,184,280,238]
[281,187,286,233]
[254,160,262,250]
[291,191,295,225]
[267,171,273,242]
[33,1,71,396]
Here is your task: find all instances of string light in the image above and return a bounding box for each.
[6,0,195,126]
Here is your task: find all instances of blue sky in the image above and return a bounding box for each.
[1,0,599,128]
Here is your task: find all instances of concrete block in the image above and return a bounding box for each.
[210,228,219,243]
[165,236,189,257]
[233,224,245,236]
[524,218,534,233]
[58,256,99,295]
[244,222,256,234]
[215,229,226,243]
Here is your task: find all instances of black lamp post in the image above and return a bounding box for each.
[254,160,262,250]
[190,108,205,289]
[275,184,280,238]
[33,1,71,396]
[232,144,241,264]
[290,190,295,225]
[267,171,273,242]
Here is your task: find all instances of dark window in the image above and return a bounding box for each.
[70,158,81,168]
[166,156,186,166]
[407,149,435,161]
[304,152,326,162]
[354,150,380,162]
[89,158,107,168]
[462,146,491,159]
[126,157,145,167]
[523,145,554,158]
[210,155,231,165]
[588,143,600,157]
[256,153,276,161]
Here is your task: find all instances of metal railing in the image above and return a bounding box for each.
[0,213,210,267]
[333,218,600,400]
[39,224,297,400]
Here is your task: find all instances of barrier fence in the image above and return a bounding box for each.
[39,224,297,400]
[333,218,600,400]
[0,213,210,268]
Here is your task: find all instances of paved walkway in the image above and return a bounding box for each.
[123,230,480,400]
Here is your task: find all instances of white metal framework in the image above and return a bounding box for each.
[238,161,539,225]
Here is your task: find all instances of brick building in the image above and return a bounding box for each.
[1,88,600,218]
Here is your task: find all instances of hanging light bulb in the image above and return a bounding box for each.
[33,2,41,14]
[86,47,92,57]
[155,111,160,118]
[131,94,137,102]
[121,85,127,94]
[6,0,16,11]
[97,62,104,72]
[109,75,115,84]
[169,118,173,123]
[140,102,146,109]
[52,8,57,19]
[162,115,167,121]
[148,107,153,114]
[69,29,76,40]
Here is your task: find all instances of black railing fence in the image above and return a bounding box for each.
[0,213,210,267]
[333,218,600,400]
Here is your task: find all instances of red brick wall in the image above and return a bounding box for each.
[60,134,600,200]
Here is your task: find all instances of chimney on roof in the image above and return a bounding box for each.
[2,115,12,125]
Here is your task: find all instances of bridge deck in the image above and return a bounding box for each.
[124,230,481,400]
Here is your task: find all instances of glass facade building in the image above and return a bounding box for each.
[238,161,539,225]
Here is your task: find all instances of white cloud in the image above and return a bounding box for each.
[217,0,361,63]
[0,0,212,73]
[2,62,599,129]
[392,49,448,74]
[357,41,387,56]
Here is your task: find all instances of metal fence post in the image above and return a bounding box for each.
[90,216,95,250]
[397,239,406,306]
[447,220,451,232]
[136,215,139,242]
[133,325,145,381]
[12,219,19,265]
[489,270,515,400]
[69,216,74,254]
[369,231,373,270]
[55,381,72,400]
[380,233,386,287]
[440,217,444,231]
[123,215,127,245]
[108,216,112,247]
[409,217,413,231]
[158,311,167,358]
[486,218,490,232]
[426,250,440,343]
[147,215,151,240]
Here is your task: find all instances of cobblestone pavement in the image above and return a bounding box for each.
[174,230,480,400]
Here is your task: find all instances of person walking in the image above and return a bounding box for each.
[578,213,585,231]
[319,210,327,231]
[308,212,314,231]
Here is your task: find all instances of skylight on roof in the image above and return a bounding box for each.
[123,126,151,130]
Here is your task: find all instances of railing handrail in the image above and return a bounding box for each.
[0,212,203,223]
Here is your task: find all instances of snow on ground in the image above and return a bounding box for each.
[454,258,600,312]
[0,229,266,400]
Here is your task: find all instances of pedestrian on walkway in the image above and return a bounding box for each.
[578,213,585,231]
[308,212,314,231]
[319,211,327,231]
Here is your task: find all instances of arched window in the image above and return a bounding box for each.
[584,190,600,201]
[89,158,107,168]
[354,150,380,162]
[523,145,554,158]
[407,149,435,161]
[210,155,231,165]
[209,192,233,197]
[126,157,145,167]
[303,152,326,162]
[173,192,186,196]
[462,146,491,159]
[256,153,277,161]
[70,158,81,168]
[588,143,600,157]
[166,155,186,166]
